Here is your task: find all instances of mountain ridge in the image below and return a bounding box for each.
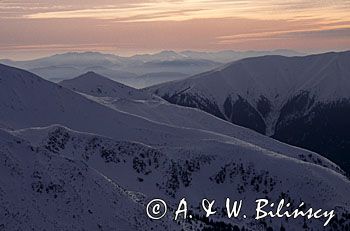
[149,51,350,173]
[1,63,350,230]
[59,71,152,99]
[6,124,350,230]
[0,49,307,87]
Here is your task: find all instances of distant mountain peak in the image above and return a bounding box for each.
[158,50,178,55]
[50,51,120,58]
[60,71,152,100]
[74,71,110,80]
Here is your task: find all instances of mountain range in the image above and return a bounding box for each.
[149,51,350,175]
[1,63,349,230]
[0,49,303,88]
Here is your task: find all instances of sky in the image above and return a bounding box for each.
[1,0,350,60]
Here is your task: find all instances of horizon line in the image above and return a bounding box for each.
[2,48,350,61]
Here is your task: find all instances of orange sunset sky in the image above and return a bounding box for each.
[1,0,350,59]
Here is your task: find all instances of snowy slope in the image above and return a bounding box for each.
[149,51,350,173]
[11,125,350,231]
[0,63,346,175]
[1,63,325,163]
[0,63,217,148]
[0,128,173,231]
[59,70,342,174]
[150,51,350,128]
[1,63,350,230]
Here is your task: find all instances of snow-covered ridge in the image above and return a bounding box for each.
[148,51,350,175]
[148,51,350,137]
[151,51,350,107]
[56,69,342,174]
[6,125,350,230]
[1,63,350,230]
[0,127,173,231]
[60,71,153,100]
